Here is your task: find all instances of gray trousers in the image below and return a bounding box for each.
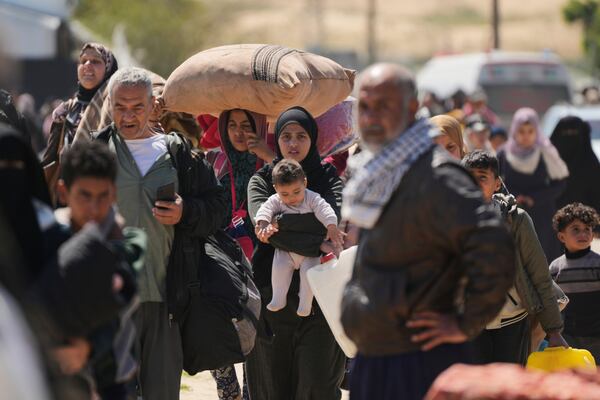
[134,302,182,400]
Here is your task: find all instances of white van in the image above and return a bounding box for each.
[417,51,572,125]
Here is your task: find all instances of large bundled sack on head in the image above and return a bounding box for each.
[180,230,263,375]
[162,44,356,120]
[425,363,600,400]
[150,72,202,147]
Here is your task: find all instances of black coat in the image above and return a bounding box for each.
[341,147,515,356]
[165,131,227,321]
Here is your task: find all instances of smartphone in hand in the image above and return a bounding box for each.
[156,182,175,209]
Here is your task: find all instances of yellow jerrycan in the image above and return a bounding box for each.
[527,347,596,372]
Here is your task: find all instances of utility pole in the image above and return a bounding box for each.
[492,0,500,49]
[367,0,377,64]
[315,0,325,50]
[307,0,325,50]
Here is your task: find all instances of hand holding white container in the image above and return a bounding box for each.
[306,246,358,358]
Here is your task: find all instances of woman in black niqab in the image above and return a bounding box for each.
[550,116,600,212]
[0,125,51,294]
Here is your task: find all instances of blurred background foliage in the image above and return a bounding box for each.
[73,0,222,77]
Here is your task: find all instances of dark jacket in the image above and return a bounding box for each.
[341,147,515,356]
[494,194,564,333]
[94,125,226,321]
[41,99,77,206]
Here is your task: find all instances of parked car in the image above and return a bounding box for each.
[417,51,573,126]
[541,104,600,159]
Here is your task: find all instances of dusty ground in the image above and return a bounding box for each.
[180,364,349,399]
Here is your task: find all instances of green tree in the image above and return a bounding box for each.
[74,0,220,77]
[563,0,600,72]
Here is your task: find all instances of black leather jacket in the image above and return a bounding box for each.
[341,147,515,356]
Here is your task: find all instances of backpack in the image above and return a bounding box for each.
[181,230,262,374]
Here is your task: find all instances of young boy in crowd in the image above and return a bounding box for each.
[550,203,600,360]
[55,140,146,399]
[255,159,344,316]
[462,150,567,364]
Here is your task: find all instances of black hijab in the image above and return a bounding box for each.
[550,116,596,163]
[550,116,600,210]
[273,106,323,178]
[251,107,342,288]
[0,126,48,288]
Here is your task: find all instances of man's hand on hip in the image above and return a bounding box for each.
[407,311,468,351]
[153,194,183,225]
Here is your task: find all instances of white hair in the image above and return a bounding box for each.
[108,67,153,99]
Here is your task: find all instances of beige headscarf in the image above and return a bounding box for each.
[430,115,467,158]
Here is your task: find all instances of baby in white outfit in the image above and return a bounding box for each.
[255,159,344,316]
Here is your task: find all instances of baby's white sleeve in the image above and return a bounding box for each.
[309,191,338,227]
[255,194,280,224]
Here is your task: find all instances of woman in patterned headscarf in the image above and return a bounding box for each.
[207,108,273,400]
[42,42,118,205]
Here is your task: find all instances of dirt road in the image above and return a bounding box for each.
[180,364,350,399]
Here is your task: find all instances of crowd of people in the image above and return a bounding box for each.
[1,40,600,400]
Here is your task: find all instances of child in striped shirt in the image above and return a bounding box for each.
[550,203,600,359]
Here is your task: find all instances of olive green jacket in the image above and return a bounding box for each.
[494,194,564,333]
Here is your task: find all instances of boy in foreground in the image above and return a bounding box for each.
[56,140,146,399]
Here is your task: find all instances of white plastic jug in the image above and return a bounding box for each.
[306,246,358,358]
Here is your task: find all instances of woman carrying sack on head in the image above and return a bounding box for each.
[245,106,346,400]
[42,42,118,205]
[206,109,274,400]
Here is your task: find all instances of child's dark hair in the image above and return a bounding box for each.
[461,150,499,178]
[553,203,600,232]
[61,141,117,188]
[272,159,306,186]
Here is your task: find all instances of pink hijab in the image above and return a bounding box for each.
[503,107,568,179]
[505,108,551,158]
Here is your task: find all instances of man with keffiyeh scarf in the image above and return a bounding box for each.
[341,63,515,400]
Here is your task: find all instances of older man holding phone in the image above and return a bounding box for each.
[93,67,226,400]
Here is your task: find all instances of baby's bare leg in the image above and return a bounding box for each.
[297,257,320,317]
[267,250,296,312]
